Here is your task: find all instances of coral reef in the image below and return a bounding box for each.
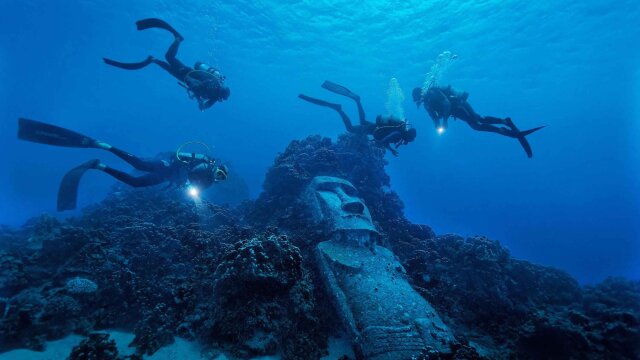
[404,234,639,359]
[203,234,324,359]
[67,333,121,360]
[0,188,251,356]
[0,134,638,359]
[66,278,98,295]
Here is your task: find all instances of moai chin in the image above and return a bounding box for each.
[305,176,456,359]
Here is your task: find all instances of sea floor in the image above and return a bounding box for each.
[0,331,353,360]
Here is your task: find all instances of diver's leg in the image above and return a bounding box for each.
[479,115,517,132]
[465,118,514,136]
[461,103,513,129]
[298,94,357,133]
[99,165,166,188]
[458,105,514,136]
[150,58,172,73]
[147,57,187,81]
[105,146,167,173]
[164,37,188,70]
[354,97,366,125]
[478,116,506,124]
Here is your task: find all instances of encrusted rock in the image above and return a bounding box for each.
[67,333,119,360]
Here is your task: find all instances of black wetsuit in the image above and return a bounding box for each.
[149,38,225,110]
[103,18,227,110]
[299,85,415,155]
[421,85,513,135]
[100,148,187,188]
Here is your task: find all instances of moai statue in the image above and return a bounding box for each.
[303,176,456,359]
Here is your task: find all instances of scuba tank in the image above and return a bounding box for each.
[174,141,228,189]
[194,62,225,81]
[195,62,214,72]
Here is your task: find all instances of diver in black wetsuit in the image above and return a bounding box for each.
[103,18,230,111]
[17,118,228,211]
[412,85,544,157]
[299,81,417,156]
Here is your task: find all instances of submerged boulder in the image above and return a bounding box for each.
[214,235,303,299]
[67,333,120,360]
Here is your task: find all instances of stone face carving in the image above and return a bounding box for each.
[305,176,456,359]
[303,176,377,236]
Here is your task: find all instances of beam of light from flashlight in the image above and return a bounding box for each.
[188,186,200,198]
[437,127,445,135]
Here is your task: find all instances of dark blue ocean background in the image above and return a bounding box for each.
[0,0,638,284]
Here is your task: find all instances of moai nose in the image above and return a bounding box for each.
[342,201,365,214]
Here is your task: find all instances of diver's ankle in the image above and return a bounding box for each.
[94,141,112,150]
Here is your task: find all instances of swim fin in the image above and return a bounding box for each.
[57,159,99,211]
[103,56,153,70]
[298,94,342,111]
[321,81,360,101]
[515,126,545,158]
[518,126,546,137]
[18,118,97,148]
[136,18,183,39]
[516,137,534,158]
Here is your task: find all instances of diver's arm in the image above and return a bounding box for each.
[196,97,204,110]
[380,131,402,156]
[196,96,216,111]
[427,108,441,128]
[384,142,398,156]
[201,98,216,110]
[438,89,452,123]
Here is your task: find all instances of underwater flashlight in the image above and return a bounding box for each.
[188,186,200,198]
[437,127,445,135]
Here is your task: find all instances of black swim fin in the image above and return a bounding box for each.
[518,126,546,137]
[57,159,99,211]
[515,126,545,158]
[321,81,360,101]
[298,94,341,111]
[516,137,534,158]
[136,18,183,39]
[18,118,97,148]
[103,56,153,70]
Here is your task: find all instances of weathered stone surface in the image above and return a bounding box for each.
[302,176,377,236]
[304,175,455,359]
[317,239,456,359]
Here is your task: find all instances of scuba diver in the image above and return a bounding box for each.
[103,18,230,111]
[299,81,417,156]
[17,118,228,211]
[412,85,545,158]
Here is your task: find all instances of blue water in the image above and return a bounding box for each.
[0,0,638,284]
